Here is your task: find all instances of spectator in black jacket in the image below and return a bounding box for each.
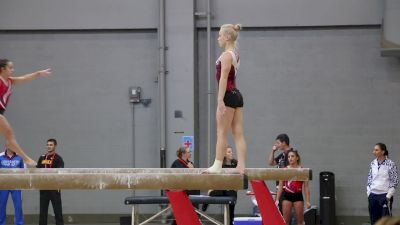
[37,138,64,225]
[171,146,194,169]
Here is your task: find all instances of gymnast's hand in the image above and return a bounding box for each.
[36,68,52,77]
[217,100,226,119]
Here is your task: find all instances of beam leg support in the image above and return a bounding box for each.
[223,204,229,225]
[131,204,137,225]
[167,190,202,225]
[139,206,170,225]
[251,180,286,225]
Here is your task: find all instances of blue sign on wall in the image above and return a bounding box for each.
[182,136,194,152]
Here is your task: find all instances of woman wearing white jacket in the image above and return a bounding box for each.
[367,143,398,224]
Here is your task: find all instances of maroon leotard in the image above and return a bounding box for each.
[216,51,239,91]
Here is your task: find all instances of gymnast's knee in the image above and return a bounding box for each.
[231,128,244,140]
[3,126,15,140]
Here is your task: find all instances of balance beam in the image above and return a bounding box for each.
[0,168,311,190]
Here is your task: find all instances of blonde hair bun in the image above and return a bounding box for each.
[233,24,242,31]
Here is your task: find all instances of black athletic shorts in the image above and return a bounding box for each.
[282,191,303,203]
[224,89,243,108]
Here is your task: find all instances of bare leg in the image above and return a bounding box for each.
[282,200,293,225]
[0,115,36,166]
[205,108,235,174]
[293,201,305,225]
[231,107,247,174]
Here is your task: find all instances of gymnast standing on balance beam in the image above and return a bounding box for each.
[0,59,52,166]
[205,24,247,174]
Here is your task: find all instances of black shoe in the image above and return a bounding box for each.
[202,203,209,211]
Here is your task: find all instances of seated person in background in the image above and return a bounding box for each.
[171,146,194,168]
[170,146,199,225]
[275,150,311,225]
[170,146,198,197]
[202,146,238,225]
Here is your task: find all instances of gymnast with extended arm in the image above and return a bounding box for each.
[0,59,51,166]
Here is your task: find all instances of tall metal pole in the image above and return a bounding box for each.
[159,0,167,170]
[206,0,213,166]
[131,104,136,197]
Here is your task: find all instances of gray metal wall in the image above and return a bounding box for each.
[0,0,159,29]
[0,0,382,29]
[196,0,383,27]
[0,0,399,222]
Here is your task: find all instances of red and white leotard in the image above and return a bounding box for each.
[283,166,304,193]
[284,180,304,194]
[0,77,13,113]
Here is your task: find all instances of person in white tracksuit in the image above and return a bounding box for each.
[367,143,398,225]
